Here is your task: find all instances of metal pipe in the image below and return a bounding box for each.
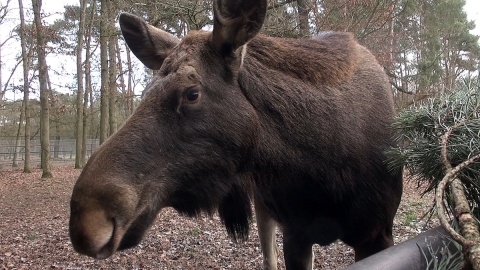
[345,226,461,270]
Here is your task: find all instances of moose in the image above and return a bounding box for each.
[69,0,403,269]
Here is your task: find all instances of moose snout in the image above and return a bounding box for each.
[69,206,116,259]
[69,178,147,259]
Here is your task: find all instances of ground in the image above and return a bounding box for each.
[0,167,437,269]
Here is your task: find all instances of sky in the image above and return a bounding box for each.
[465,0,480,36]
[37,0,480,35]
[1,0,480,101]
[33,0,480,35]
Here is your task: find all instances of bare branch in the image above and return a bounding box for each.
[436,123,480,269]
[268,0,296,10]
[435,152,480,246]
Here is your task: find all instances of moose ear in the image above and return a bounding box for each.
[212,0,267,56]
[119,13,180,70]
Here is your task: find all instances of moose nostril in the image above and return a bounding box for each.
[70,209,115,258]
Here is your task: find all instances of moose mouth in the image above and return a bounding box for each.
[117,211,152,251]
[95,211,153,259]
[93,229,116,260]
[70,209,153,260]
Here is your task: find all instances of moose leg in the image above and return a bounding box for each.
[283,230,314,270]
[254,196,278,270]
[352,228,394,261]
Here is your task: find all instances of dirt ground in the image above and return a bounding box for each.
[0,166,436,269]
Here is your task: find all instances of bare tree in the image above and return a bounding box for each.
[82,0,97,165]
[12,99,25,168]
[125,45,134,115]
[99,0,109,144]
[297,0,311,37]
[32,0,52,178]
[115,39,128,118]
[18,0,31,173]
[107,0,117,135]
[75,0,88,168]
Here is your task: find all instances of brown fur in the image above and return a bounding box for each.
[246,33,358,85]
[69,3,402,269]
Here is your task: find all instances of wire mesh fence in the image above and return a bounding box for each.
[0,137,99,168]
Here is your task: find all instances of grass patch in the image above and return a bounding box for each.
[190,227,201,237]
[404,210,417,226]
[27,234,39,241]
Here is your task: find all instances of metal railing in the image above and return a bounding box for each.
[0,138,99,168]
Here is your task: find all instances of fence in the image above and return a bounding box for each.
[0,137,99,168]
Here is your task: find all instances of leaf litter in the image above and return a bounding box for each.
[0,167,436,269]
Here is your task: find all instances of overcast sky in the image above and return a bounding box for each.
[2,0,479,37]
[465,0,480,35]
[41,0,480,35]
[2,0,479,40]
[41,0,480,34]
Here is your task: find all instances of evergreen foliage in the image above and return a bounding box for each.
[388,79,480,214]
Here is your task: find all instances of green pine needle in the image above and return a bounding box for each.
[387,79,480,212]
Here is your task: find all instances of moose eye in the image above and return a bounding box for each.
[183,88,200,103]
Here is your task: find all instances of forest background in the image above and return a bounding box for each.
[0,0,479,176]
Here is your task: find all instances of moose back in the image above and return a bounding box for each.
[69,1,403,269]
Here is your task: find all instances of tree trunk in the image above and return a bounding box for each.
[126,45,134,115]
[108,0,117,135]
[53,135,60,159]
[83,0,96,163]
[99,0,109,144]
[52,99,61,159]
[388,1,396,70]
[82,78,89,164]
[297,0,310,37]
[12,99,25,167]
[32,0,52,178]
[115,39,127,118]
[47,62,59,159]
[89,80,95,140]
[18,0,31,173]
[75,0,87,168]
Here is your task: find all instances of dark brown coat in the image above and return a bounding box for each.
[69,1,402,269]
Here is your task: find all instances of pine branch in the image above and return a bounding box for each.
[388,82,480,268]
[436,124,480,269]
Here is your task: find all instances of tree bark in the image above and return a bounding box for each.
[18,0,31,173]
[75,0,87,168]
[83,0,96,163]
[99,0,109,144]
[32,0,52,178]
[126,45,133,115]
[108,0,117,135]
[12,99,25,167]
[437,125,480,269]
[297,0,310,37]
[52,95,60,160]
[451,178,480,270]
[115,39,127,118]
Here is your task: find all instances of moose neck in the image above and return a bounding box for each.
[242,33,358,86]
[237,33,386,183]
